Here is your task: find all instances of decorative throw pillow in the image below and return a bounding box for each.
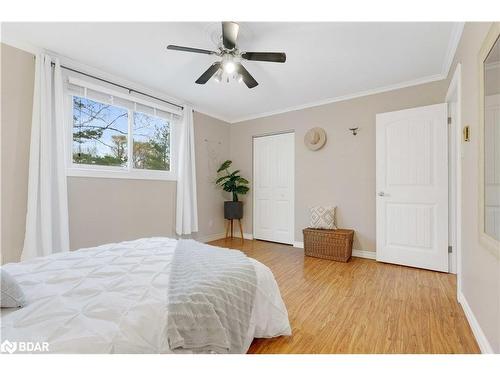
[310,206,337,229]
[1,269,26,308]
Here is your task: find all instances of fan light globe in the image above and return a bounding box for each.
[223,61,236,74]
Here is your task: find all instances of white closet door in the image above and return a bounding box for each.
[376,103,448,272]
[253,132,294,245]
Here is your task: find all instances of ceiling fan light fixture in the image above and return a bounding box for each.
[223,60,236,74]
[166,22,285,89]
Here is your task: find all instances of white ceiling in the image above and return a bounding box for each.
[2,22,462,123]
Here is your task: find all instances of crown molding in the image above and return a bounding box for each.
[3,22,464,126]
[230,22,464,124]
[230,73,446,124]
[192,108,233,124]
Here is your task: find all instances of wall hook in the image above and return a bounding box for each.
[349,127,359,136]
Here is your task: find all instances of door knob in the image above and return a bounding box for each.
[378,191,385,197]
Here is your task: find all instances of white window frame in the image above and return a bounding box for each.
[65,77,180,181]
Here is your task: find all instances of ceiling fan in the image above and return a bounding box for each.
[167,22,286,89]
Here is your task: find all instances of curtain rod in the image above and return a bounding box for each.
[50,62,184,111]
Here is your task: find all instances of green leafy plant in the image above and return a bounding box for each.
[216,160,249,202]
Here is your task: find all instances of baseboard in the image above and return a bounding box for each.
[457,291,494,353]
[292,242,376,260]
[352,249,376,260]
[203,236,377,260]
[197,232,226,243]
[198,232,254,243]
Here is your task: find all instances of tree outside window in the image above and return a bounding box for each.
[72,96,171,171]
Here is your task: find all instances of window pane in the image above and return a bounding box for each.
[132,112,170,171]
[72,96,128,167]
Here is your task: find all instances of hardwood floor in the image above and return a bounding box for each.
[209,238,480,354]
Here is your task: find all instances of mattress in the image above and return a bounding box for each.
[0,237,291,353]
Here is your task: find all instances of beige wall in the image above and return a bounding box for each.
[446,22,500,353]
[230,80,447,251]
[67,178,177,249]
[0,43,231,261]
[1,44,35,264]
[193,111,231,240]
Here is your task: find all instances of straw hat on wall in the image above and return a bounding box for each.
[304,127,327,151]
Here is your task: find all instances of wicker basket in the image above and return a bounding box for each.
[303,228,354,262]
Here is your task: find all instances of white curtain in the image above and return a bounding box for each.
[175,105,198,235]
[22,54,69,260]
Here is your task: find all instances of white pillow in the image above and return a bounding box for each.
[310,206,337,229]
[1,269,26,308]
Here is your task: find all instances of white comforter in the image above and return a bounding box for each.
[0,238,291,353]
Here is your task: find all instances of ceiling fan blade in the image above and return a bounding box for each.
[195,62,221,84]
[236,63,258,89]
[222,22,239,50]
[167,45,216,55]
[241,52,286,63]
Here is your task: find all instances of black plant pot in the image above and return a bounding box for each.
[224,201,243,220]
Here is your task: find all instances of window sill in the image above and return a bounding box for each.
[66,167,177,181]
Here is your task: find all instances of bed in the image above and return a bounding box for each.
[0,237,291,353]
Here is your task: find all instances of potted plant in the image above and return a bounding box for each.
[216,160,249,220]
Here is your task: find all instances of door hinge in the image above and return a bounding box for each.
[448,117,452,125]
[448,245,453,253]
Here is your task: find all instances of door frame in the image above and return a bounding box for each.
[252,130,295,245]
[445,63,462,289]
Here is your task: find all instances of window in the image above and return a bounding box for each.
[132,112,171,171]
[73,96,129,167]
[66,77,180,180]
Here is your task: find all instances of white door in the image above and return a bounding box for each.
[376,103,448,272]
[253,132,294,245]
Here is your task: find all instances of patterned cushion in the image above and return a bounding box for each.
[309,206,337,229]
